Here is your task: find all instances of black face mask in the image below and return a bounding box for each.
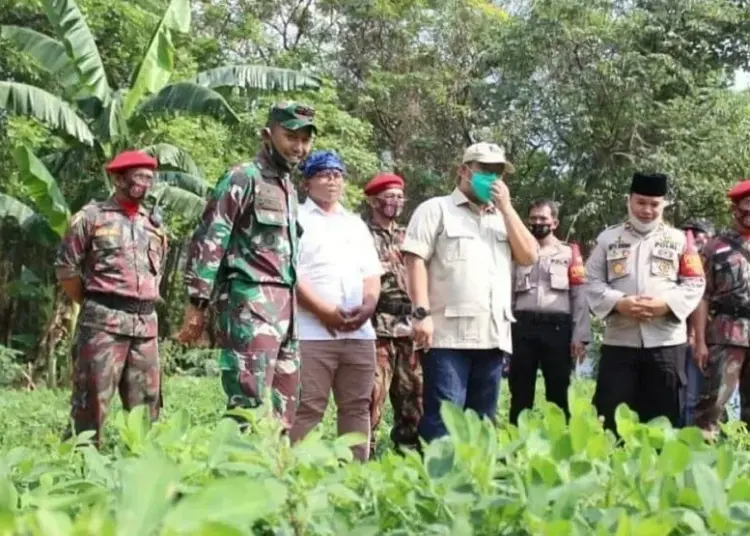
[529,223,552,239]
[264,141,294,172]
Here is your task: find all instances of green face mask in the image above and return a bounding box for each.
[470,171,497,203]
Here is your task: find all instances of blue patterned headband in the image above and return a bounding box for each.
[300,150,346,178]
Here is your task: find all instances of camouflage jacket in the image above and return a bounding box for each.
[185,149,301,300]
[55,197,168,337]
[363,213,412,338]
[702,230,750,347]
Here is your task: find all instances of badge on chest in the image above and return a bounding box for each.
[606,247,631,280]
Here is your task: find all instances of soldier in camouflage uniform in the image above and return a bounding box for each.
[363,172,423,457]
[693,180,750,437]
[176,102,316,431]
[55,150,166,448]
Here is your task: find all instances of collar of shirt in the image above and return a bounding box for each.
[362,212,404,235]
[104,196,148,219]
[301,197,347,216]
[450,187,497,215]
[538,236,563,254]
[255,147,281,179]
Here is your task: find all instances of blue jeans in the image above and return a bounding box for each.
[418,348,505,442]
[682,346,703,426]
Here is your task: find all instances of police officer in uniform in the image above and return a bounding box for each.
[585,172,705,433]
[509,199,590,424]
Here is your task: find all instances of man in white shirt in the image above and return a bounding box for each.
[288,150,383,461]
[402,142,538,442]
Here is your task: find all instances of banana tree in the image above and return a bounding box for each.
[0,0,318,384]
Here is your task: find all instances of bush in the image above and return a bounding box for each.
[1,380,750,534]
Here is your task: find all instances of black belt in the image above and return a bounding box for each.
[376,300,412,317]
[513,310,571,324]
[85,292,156,315]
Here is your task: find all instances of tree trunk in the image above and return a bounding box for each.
[35,287,78,388]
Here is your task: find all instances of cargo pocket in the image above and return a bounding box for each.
[91,233,121,273]
[650,247,678,281]
[253,205,288,250]
[606,251,629,283]
[441,220,475,262]
[444,303,482,342]
[549,265,570,291]
[514,266,534,293]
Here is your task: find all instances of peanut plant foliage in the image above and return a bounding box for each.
[0,378,749,535]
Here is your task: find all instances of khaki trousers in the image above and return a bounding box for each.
[289,339,376,461]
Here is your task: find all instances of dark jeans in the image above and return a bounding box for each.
[594,344,687,435]
[682,346,703,426]
[418,347,505,442]
[509,312,572,424]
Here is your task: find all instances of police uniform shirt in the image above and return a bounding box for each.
[585,221,705,348]
[513,239,591,344]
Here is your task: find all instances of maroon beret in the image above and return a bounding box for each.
[363,172,405,196]
[728,180,750,201]
[105,150,158,174]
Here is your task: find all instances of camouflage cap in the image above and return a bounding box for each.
[268,101,317,133]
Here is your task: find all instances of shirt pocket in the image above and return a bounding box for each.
[90,225,122,273]
[549,264,570,291]
[444,303,481,341]
[441,219,475,261]
[253,202,289,251]
[650,247,679,281]
[713,252,744,294]
[606,250,630,282]
[514,265,534,292]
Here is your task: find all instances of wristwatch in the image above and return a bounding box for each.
[411,306,431,320]
[189,297,209,311]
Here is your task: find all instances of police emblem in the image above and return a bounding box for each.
[613,261,625,275]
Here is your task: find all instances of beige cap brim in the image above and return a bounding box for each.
[469,156,515,174]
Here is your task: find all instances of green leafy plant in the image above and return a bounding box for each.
[0,377,748,534]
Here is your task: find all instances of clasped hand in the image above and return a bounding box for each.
[319,303,375,337]
[616,295,670,319]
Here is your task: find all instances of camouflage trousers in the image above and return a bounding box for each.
[69,325,161,448]
[217,282,300,430]
[694,344,750,433]
[369,337,423,457]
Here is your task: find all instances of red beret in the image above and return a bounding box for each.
[363,172,404,196]
[105,150,158,174]
[728,180,750,201]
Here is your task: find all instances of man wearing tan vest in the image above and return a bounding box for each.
[402,142,538,442]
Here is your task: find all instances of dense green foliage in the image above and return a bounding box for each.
[0,377,749,534]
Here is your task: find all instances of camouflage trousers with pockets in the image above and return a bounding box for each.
[369,337,423,457]
[694,344,750,433]
[217,281,300,430]
[69,325,161,448]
